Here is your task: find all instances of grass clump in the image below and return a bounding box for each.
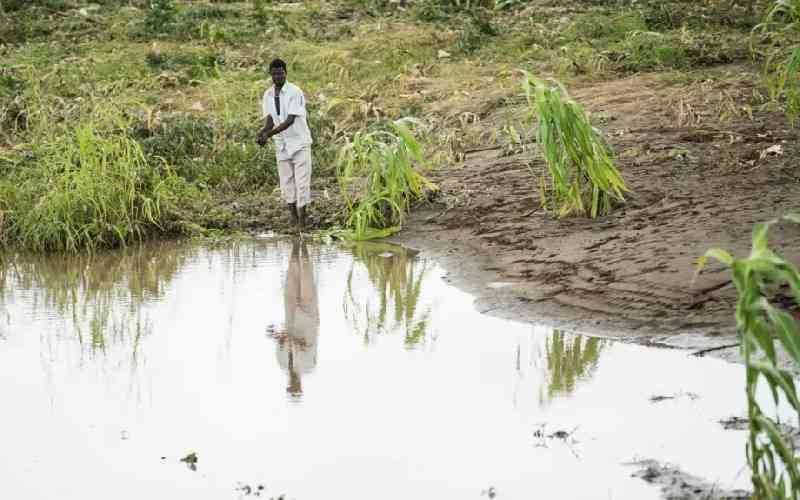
[454,10,498,54]
[138,115,215,182]
[756,0,800,126]
[0,126,186,252]
[638,0,762,31]
[697,216,800,500]
[523,75,627,218]
[567,11,647,44]
[0,71,27,140]
[336,122,437,240]
[134,0,179,38]
[137,114,277,191]
[145,49,225,76]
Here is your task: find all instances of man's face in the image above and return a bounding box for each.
[270,67,287,87]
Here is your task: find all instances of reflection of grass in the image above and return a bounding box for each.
[344,242,431,348]
[2,242,189,313]
[541,330,606,403]
[1,241,192,361]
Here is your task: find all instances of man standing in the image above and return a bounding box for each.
[257,58,313,229]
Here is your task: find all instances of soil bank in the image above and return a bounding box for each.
[390,70,800,361]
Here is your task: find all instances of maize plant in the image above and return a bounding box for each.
[697,215,800,499]
[336,121,437,240]
[523,74,628,218]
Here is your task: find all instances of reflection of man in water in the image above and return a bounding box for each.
[271,239,319,398]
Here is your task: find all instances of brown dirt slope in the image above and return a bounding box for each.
[392,68,800,342]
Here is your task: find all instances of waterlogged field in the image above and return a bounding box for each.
[0,238,777,499]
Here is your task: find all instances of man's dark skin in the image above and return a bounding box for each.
[257,65,304,228]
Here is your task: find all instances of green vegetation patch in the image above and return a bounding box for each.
[0,127,191,252]
[0,0,790,250]
[145,48,226,81]
[566,11,648,44]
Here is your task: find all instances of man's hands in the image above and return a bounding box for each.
[257,115,295,146]
[257,126,272,146]
[258,115,275,146]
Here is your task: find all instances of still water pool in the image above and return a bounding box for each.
[0,238,754,499]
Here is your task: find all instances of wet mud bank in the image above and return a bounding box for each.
[390,73,800,369]
[390,222,750,368]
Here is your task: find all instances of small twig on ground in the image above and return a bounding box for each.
[691,343,740,357]
[463,145,504,156]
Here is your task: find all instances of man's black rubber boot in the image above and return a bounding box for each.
[287,203,298,226]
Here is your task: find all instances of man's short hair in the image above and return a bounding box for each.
[269,58,287,72]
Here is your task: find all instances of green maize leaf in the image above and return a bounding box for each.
[749,360,800,410]
[755,416,800,480]
[765,302,800,365]
[750,317,777,364]
[696,249,735,274]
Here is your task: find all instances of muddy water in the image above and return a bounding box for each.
[0,239,756,499]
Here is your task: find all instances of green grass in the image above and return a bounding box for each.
[523,75,628,218]
[0,126,187,252]
[698,215,800,499]
[757,0,800,125]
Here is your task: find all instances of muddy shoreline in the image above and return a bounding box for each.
[388,222,747,364]
[388,71,800,370]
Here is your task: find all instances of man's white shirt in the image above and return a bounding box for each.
[262,82,313,160]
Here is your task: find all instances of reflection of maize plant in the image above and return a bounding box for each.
[756,0,800,126]
[542,330,605,404]
[697,215,800,499]
[336,122,437,240]
[523,75,627,218]
[343,242,431,348]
